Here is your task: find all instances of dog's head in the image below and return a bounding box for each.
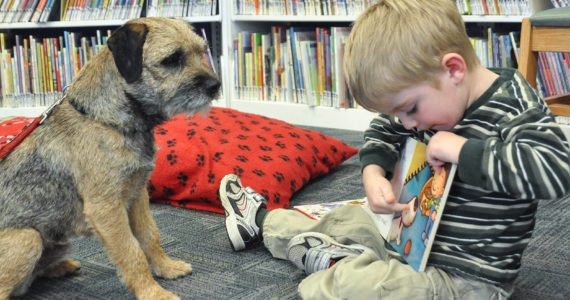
[107,18,220,119]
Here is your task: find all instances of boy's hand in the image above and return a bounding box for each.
[363,164,409,214]
[426,131,467,170]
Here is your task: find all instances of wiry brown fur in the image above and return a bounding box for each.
[0,18,220,300]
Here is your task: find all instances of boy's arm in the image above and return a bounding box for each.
[359,113,413,180]
[458,108,570,200]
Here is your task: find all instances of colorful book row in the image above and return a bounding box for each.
[60,0,144,21]
[456,0,539,16]
[0,0,57,22]
[470,29,519,69]
[234,0,376,16]
[147,0,218,17]
[233,26,356,109]
[536,52,570,98]
[0,31,111,108]
[0,28,216,108]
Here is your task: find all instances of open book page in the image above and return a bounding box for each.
[371,138,457,272]
[293,138,457,272]
[294,198,368,220]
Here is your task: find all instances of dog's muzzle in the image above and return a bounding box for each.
[197,75,221,99]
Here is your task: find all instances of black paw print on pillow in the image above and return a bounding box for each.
[289,179,297,194]
[189,182,197,194]
[252,169,266,177]
[273,172,285,183]
[260,189,270,200]
[187,129,196,139]
[236,155,248,162]
[233,166,244,176]
[156,127,168,135]
[213,152,224,162]
[163,186,175,197]
[167,139,177,147]
[167,150,178,165]
[272,192,281,204]
[196,154,205,166]
[177,172,188,187]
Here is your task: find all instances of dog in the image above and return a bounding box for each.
[0,17,220,300]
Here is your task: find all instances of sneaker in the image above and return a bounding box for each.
[219,174,266,251]
[286,232,370,274]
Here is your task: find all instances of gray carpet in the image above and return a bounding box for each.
[18,127,570,299]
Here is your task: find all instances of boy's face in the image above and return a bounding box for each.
[378,72,468,131]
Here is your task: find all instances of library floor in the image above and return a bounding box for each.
[16,127,570,300]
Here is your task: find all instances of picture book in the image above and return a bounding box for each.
[294,138,457,272]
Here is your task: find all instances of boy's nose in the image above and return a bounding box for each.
[401,117,417,130]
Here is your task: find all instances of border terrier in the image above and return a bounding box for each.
[0,17,220,300]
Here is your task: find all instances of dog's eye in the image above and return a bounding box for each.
[161,50,184,67]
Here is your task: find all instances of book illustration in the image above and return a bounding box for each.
[294,138,456,272]
[385,160,454,272]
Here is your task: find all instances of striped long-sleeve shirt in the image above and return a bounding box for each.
[360,68,570,284]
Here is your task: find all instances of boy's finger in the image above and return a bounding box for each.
[391,203,409,212]
[381,186,396,204]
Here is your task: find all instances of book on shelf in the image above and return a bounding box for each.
[294,138,457,272]
[537,51,570,98]
[0,30,113,108]
[234,0,373,16]
[233,25,355,108]
[456,0,551,16]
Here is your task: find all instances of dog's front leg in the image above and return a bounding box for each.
[85,200,180,300]
[129,190,192,278]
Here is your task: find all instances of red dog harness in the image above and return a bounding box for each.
[0,117,41,159]
[0,91,67,160]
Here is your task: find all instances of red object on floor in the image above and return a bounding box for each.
[0,117,40,160]
[149,107,358,214]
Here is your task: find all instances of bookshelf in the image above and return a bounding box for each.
[0,0,563,132]
[226,0,555,130]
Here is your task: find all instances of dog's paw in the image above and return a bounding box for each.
[41,258,81,278]
[153,258,192,279]
[138,286,180,300]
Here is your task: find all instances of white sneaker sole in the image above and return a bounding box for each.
[220,174,246,251]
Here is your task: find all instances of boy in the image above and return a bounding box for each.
[220,0,570,299]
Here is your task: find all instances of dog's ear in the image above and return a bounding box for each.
[107,23,148,83]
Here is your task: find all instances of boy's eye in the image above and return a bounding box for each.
[161,50,184,67]
[406,105,417,115]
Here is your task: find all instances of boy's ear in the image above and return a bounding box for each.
[441,53,467,84]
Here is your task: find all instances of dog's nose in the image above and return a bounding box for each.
[207,78,221,94]
[205,77,221,97]
[196,74,221,97]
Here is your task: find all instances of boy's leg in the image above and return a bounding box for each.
[297,249,510,300]
[264,205,391,261]
[220,174,389,260]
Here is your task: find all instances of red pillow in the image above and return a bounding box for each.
[149,107,357,214]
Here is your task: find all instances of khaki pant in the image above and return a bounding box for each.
[263,205,512,300]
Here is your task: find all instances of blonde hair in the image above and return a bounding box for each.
[344,0,479,111]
